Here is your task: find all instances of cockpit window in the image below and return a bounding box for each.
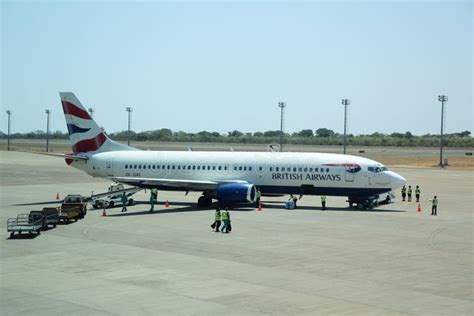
[368,166,388,173]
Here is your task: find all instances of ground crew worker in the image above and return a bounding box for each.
[401,185,407,201]
[321,195,327,211]
[211,208,221,232]
[407,185,412,202]
[121,192,128,212]
[415,185,421,202]
[149,190,155,212]
[256,189,261,207]
[151,188,158,202]
[290,195,298,209]
[221,209,231,233]
[430,196,438,216]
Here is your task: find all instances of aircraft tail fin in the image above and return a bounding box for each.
[60,92,135,154]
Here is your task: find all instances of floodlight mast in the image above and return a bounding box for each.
[45,109,51,152]
[278,102,286,151]
[341,99,350,154]
[6,110,12,151]
[126,107,133,146]
[438,95,448,167]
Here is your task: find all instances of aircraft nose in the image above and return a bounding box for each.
[387,171,406,189]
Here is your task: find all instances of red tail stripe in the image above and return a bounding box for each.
[62,101,91,120]
[73,133,107,153]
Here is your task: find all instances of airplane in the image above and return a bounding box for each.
[58,92,406,210]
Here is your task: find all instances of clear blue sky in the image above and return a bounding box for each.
[1,0,472,136]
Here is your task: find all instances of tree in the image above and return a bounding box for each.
[404,131,413,139]
[298,129,314,138]
[315,128,334,138]
[228,130,243,137]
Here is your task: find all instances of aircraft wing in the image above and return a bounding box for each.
[110,177,248,191]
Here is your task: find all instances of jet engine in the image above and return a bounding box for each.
[216,183,256,204]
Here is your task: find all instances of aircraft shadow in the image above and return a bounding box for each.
[8,233,40,240]
[265,204,406,213]
[106,203,257,217]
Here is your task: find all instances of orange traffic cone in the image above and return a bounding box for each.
[258,203,262,211]
[56,192,60,200]
[102,207,107,217]
[165,200,170,208]
[417,203,422,214]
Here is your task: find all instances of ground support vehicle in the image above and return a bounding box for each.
[7,214,43,238]
[29,208,59,229]
[61,195,87,221]
[91,183,140,209]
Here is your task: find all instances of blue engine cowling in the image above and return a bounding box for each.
[216,183,256,204]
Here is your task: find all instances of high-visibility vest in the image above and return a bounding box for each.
[321,196,326,202]
[401,187,406,193]
[215,212,221,221]
[432,199,438,207]
[257,191,261,198]
[408,188,412,194]
[415,188,420,195]
[221,211,229,220]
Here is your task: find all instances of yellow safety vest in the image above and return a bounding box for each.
[321,196,326,202]
[221,211,229,220]
[408,188,412,194]
[401,187,406,193]
[415,189,420,195]
[432,199,438,207]
[215,212,221,221]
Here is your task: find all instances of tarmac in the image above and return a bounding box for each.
[0,151,472,315]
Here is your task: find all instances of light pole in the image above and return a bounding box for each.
[126,107,133,146]
[6,110,11,151]
[45,109,51,152]
[438,95,448,167]
[341,99,350,154]
[278,102,286,151]
[88,108,94,118]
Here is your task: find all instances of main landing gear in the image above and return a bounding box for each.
[348,197,378,210]
[197,195,213,207]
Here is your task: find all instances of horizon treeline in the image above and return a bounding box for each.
[0,128,472,147]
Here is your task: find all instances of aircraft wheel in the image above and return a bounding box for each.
[357,203,364,210]
[349,202,353,208]
[128,199,134,206]
[108,201,114,208]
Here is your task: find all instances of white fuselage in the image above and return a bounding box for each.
[70,150,405,198]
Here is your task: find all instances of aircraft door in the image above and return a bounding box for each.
[106,160,114,176]
[344,164,355,182]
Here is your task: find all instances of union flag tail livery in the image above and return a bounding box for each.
[60,92,133,154]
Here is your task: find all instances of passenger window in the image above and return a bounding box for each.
[167,165,170,170]
[152,165,155,169]
[234,166,237,171]
[134,164,137,169]
[259,167,263,171]
[270,167,273,172]
[304,168,307,172]
[193,166,196,170]
[125,165,128,169]
[298,168,302,172]
[188,166,191,170]
[293,167,297,172]
[249,167,252,171]
[239,166,243,171]
[326,168,329,172]
[224,166,228,170]
[309,168,313,172]
[244,167,247,171]
[197,166,200,170]
[315,168,319,172]
[218,166,221,170]
[212,166,216,170]
[276,167,279,172]
[177,166,180,170]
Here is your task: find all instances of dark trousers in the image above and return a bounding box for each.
[408,194,412,202]
[214,220,221,231]
[402,193,406,201]
[121,206,127,212]
[322,202,326,210]
[416,194,420,202]
[432,206,437,215]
